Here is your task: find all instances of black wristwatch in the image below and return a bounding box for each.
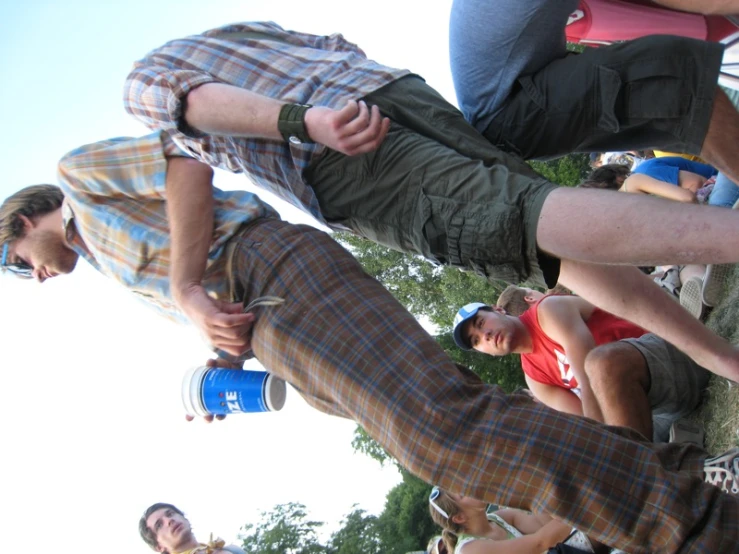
[278,103,314,145]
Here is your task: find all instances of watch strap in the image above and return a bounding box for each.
[278,103,313,144]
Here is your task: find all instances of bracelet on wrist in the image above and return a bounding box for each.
[278,103,313,145]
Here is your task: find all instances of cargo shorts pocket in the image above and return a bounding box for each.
[595,58,692,132]
[413,189,528,284]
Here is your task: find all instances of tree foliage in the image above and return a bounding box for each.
[237,493,433,554]
[239,502,325,554]
[375,470,436,554]
[326,506,383,554]
[528,153,592,187]
[336,232,505,331]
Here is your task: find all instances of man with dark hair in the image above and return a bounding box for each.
[453,296,710,443]
[139,502,245,554]
[3,133,739,551]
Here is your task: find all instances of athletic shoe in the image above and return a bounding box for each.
[704,448,739,495]
[701,263,732,307]
[679,276,707,320]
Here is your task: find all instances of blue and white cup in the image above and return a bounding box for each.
[182,366,286,417]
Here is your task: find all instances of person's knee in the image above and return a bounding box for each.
[585,343,646,395]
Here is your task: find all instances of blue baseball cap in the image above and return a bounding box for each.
[453,302,488,350]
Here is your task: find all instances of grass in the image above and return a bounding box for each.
[694,264,739,453]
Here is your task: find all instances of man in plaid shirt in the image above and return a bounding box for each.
[123,21,739,396]
[2,131,739,552]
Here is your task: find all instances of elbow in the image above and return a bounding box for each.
[183,84,212,131]
[166,156,214,183]
[187,157,214,180]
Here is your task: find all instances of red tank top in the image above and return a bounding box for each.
[519,299,646,389]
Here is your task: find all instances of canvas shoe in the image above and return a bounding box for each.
[701,263,732,307]
[704,448,739,495]
[679,276,707,320]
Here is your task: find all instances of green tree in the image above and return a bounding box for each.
[326,506,383,554]
[351,425,395,468]
[528,153,591,187]
[375,470,436,554]
[239,502,327,554]
[336,232,506,330]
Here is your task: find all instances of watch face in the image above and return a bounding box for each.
[289,136,303,145]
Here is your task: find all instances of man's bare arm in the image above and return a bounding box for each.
[525,376,584,416]
[624,173,697,203]
[536,297,605,423]
[165,156,254,357]
[184,83,389,156]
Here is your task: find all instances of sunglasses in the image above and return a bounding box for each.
[429,486,449,519]
[1,243,33,279]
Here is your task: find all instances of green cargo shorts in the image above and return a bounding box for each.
[305,76,559,287]
[486,35,722,160]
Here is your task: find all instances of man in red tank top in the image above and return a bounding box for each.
[453,295,709,442]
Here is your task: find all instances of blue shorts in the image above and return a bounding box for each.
[450,0,723,159]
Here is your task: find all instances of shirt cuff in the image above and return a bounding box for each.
[165,72,220,138]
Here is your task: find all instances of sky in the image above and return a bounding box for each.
[0,1,456,552]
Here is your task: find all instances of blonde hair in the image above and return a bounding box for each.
[428,489,463,554]
[426,536,446,554]
[0,184,64,246]
[496,285,531,317]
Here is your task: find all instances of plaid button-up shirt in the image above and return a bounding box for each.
[123,21,411,225]
[58,131,278,323]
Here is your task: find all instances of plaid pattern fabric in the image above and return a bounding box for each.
[57,132,277,321]
[123,21,411,223]
[230,218,738,553]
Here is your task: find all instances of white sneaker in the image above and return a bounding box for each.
[679,277,707,320]
[704,448,739,495]
[701,263,732,307]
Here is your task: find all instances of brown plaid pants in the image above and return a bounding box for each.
[230,217,738,553]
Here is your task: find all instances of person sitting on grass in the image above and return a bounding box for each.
[581,158,737,318]
[427,486,615,554]
[453,296,710,443]
[139,503,245,554]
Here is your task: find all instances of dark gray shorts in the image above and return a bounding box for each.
[622,333,710,420]
[306,77,559,287]
[485,35,723,160]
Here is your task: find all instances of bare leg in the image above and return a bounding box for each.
[537,187,738,265]
[558,261,739,381]
[700,89,739,184]
[585,343,653,439]
[652,0,739,14]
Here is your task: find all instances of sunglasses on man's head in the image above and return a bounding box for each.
[1,243,33,279]
[429,486,449,519]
